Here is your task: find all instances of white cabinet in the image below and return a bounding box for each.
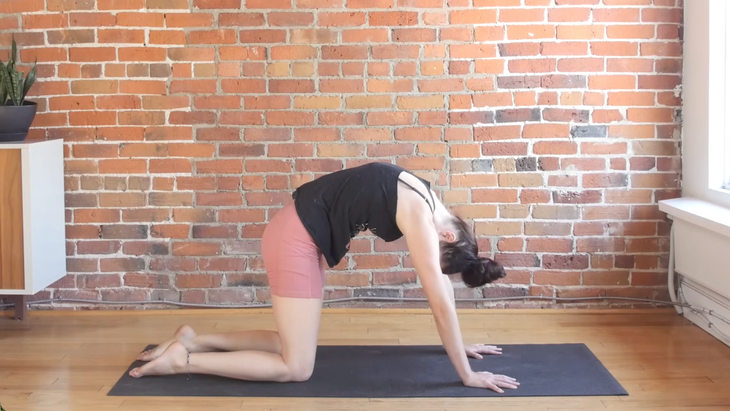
[0,138,66,319]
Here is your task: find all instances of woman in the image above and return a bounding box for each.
[129,162,519,394]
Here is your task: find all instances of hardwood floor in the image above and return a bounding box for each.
[2,308,730,410]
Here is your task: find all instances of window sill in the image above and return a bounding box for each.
[659,197,730,239]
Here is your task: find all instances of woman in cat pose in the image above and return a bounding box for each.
[130,162,518,394]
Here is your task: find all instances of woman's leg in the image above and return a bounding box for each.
[129,294,322,382]
[136,325,282,361]
[138,203,311,362]
[130,201,325,381]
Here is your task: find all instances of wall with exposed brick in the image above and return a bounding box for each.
[0,0,682,309]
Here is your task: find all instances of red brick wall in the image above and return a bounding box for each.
[0,0,682,309]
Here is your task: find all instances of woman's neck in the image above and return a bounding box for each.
[431,193,453,229]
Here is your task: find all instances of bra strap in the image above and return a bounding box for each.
[398,177,435,213]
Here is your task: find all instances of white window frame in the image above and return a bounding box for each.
[682,0,730,209]
[722,126,730,192]
[721,3,730,191]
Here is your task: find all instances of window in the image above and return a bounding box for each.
[722,1,730,192]
[722,133,730,190]
[724,132,730,190]
[682,0,730,209]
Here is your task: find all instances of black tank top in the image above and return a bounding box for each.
[292,162,434,268]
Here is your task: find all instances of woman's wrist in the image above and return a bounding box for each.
[460,370,475,383]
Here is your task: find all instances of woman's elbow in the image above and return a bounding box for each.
[429,297,455,320]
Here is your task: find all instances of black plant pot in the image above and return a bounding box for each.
[0,101,37,142]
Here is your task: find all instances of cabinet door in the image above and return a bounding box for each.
[0,149,25,290]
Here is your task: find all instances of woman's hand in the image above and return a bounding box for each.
[463,371,519,394]
[464,343,502,359]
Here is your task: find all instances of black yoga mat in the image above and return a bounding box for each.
[108,343,627,398]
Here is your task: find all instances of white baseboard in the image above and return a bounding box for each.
[680,277,730,348]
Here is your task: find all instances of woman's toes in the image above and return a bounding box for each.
[129,341,188,378]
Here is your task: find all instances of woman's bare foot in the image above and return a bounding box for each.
[137,325,196,362]
[129,341,188,378]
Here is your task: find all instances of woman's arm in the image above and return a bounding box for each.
[396,192,519,393]
[397,206,473,382]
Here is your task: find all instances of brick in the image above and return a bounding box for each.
[583,271,630,286]
[393,28,437,42]
[507,25,555,40]
[580,142,627,155]
[656,59,681,73]
[557,25,605,40]
[368,143,414,157]
[498,43,540,57]
[543,108,589,123]
[260,13,311,28]
[481,142,528,157]
[533,141,577,155]
[607,58,654,73]
[527,238,573,253]
[499,8,545,22]
[320,12,366,26]
[609,124,655,139]
[542,254,589,270]
[591,41,638,56]
[238,30,285,45]
[594,8,640,22]
[553,190,602,204]
[450,9,496,24]
[523,124,569,139]
[352,255,399,270]
[571,125,607,138]
[450,111,493,125]
[534,270,580,285]
[557,57,604,72]
[632,141,678,156]
[494,253,539,268]
[627,108,674,123]
[495,108,540,123]
[607,25,654,39]
[541,41,588,56]
[498,173,543,187]
[509,58,556,73]
[548,7,590,22]
[476,221,523,236]
[322,45,368,60]
[396,157,444,171]
[631,173,680,189]
[642,8,681,23]
[419,78,466,93]
[561,158,604,172]
[638,75,681,90]
[474,126,521,141]
[269,79,315,94]
[482,286,528,298]
[370,11,418,26]
[494,237,522,253]
[368,79,414,93]
[371,271,417,286]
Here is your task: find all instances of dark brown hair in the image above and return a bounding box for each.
[440,216,506,288]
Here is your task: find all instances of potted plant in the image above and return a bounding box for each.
[0,36,37,142]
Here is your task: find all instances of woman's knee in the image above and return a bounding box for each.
[289,365,314,382]
[279,361,315,382]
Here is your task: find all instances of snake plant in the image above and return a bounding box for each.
[0,36,37,106]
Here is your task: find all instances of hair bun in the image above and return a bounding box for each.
[462,257,506,287]
[483,258,506,282]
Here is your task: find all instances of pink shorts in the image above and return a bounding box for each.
[262,201,326,299]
